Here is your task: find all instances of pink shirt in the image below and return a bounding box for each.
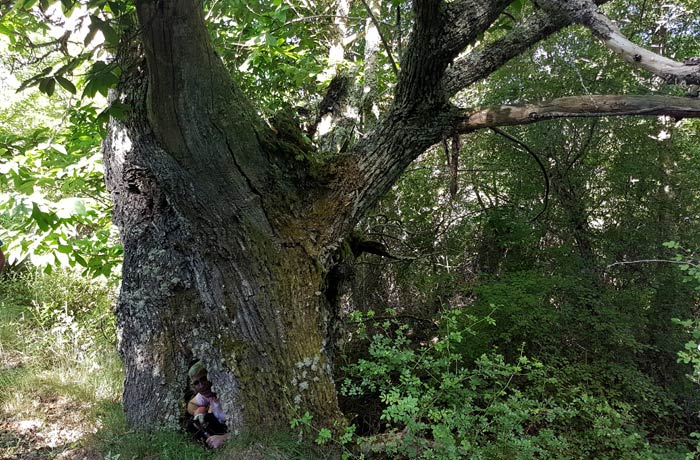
[193,393,227,423]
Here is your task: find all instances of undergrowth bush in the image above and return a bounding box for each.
[337,308,689,460]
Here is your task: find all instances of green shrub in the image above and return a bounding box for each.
[339,309,687,459]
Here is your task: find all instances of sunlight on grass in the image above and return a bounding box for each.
[0,270,123,459]
[0,270,218,459]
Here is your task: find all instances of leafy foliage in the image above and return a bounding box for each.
[0,100,121,277]
[338,309,683,460]
[338,4,700,458]
[0,3,122,278]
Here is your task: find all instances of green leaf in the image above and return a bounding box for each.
[84,24,98,47]
[38,77,56,96]
[107,101,131,120]
[55,75,77,94]
[315,428,332,445]
[83,61,120,98]
[16,179,35,194]
[31,202,51,231]
[73,252,88,267]
[20,0,39,9]
[57,244,73,254]
[60,0,73,13]
[106,1,124,14]
[90,14,119,46]
[57,56,85,75]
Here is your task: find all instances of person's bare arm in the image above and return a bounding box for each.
[206,433,230,448]
[187,398,202,416]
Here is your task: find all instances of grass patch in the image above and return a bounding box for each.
[212,430,336,460]
[0,269,124,459]
[93,401,212,460]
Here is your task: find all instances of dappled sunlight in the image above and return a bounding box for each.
[0,271,122,460]
[0,393,98,459]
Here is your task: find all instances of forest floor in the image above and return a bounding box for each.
[0,274,308,460]
[0,353,102,460]
[0,352,279,460]
[0,403,102,460]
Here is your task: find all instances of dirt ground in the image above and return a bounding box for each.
[0,349,103,460]
[0,393,102,460]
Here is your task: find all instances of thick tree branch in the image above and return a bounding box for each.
[441,0,510,58]
[395,0,508,106]
[443,10,568,96]
[457,95,700,132]
[443,0,611,97]
[134,0,294,232]
[535,0,700,85]
[135,0,265,157]
[394,0,448,106]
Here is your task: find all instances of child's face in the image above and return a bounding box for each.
[191,370,213,396]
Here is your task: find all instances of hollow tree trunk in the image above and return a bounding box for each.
[104,88,343,433]
[102,1,351,433]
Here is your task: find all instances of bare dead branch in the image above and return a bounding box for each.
[606,259,699,269]
[535,0,700,85]
[457,95,700,132]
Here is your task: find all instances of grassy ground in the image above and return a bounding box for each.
[0,270,332,460]
[0,270,212,460]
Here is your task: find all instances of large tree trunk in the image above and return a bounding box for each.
[102,0,351,433]
[104,80,343,433]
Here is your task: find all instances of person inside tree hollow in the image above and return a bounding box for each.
[186,360,230,448]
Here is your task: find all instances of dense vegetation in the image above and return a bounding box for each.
[2,0,700,459]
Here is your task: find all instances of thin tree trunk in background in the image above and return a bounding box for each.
[644,19,684,389]
[362,0,382,129]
